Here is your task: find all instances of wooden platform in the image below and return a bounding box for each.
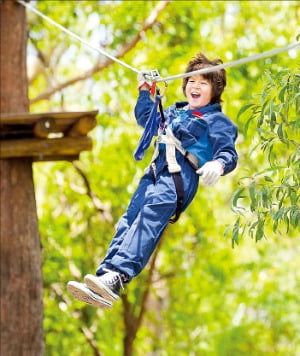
[0,110,98,161]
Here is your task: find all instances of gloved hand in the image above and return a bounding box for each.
[137,72,152,91]
[196,160,224,186]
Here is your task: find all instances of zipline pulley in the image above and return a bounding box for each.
[143,69,168,96]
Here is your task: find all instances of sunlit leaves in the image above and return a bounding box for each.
[230,70,300,243]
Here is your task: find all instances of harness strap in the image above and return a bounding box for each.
[148,128,186,223]
[169,172,184,224]
[164,135,182,173]
[151,128,199,171]
[165,127,185,155]
[149,90,196,224]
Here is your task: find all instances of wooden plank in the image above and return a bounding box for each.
[0,136,93,159]
[33,155,79,162]
[0,110,98,125]
[1,110,98,139]
[67,116,97,137]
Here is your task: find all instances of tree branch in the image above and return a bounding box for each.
[30,1,171,104]
[136,233,165,329]
[72,162,113,223]
[121,230,166,356]
[51,283,103,356]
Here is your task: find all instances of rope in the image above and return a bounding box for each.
[155,42,300,83]
[18,0,299,82]
[17,0,140,74]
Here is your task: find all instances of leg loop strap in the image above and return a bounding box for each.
[169,172,184,224]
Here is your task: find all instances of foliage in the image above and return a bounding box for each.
[229,70,300,246]
[27,1,300,355]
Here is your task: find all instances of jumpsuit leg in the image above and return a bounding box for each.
[97,157,199,282]
[96,171,154,274]
[97,168,178,281]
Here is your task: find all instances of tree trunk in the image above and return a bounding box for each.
[0,1,44,355]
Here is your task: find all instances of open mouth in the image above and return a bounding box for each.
[191,93,200,99]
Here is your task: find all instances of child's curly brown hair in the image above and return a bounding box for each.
[182,53,226,104]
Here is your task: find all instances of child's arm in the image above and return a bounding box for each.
[196,114,238,186]
[208,115,238,175]
[134,90,156,128]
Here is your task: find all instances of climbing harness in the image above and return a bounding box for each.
[134,85,185,223]
[152,89,184,223]
[145,88,199,223]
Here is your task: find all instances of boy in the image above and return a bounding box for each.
[67,53,238,309]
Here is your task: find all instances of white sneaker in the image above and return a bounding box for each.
[84,270,124,302]
[67,281,112,309]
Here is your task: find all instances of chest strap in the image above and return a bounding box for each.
[149,127,199,173]
[148,127,199,223]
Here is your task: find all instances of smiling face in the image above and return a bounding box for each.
[185,74,213,109]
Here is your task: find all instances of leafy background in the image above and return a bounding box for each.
[26,1,299,355]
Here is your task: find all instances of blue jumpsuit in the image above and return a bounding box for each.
[96,90,238,281]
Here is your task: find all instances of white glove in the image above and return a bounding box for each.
[196,160,224,186]
[137,72,152,90]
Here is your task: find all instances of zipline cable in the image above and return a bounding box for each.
[155,41,300,82]
[17,0,140,74]
[18,0,300,83]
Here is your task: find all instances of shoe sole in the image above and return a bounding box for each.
[84,274,120,302]
[67,281,112,309]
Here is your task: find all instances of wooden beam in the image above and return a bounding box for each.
[33,117,55,138]
[0,110,98,125]
[0,136,93,159]
[1,110,98,139]
[67,116,97,137]
[33,154,79,162]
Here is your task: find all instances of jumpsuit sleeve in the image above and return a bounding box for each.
[134,90,156,128]
[208,114,238,175]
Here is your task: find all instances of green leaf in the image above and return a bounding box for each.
[244,115,255,137]
[278,85,287,102]
[237,104,256,120]
[231,187,246,212]
[274,207,285,221]
[231,217,240,248]
[249,181,257,212]
[277,123,284,139]
[264,176,273,182]
[256,217,265,241]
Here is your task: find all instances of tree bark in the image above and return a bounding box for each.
[0,1,44,355]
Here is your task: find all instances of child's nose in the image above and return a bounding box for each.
[193,82,201,88]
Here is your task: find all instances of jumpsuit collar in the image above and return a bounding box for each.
[175,102,222,116]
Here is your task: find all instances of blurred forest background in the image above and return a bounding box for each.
[25,1,299,355]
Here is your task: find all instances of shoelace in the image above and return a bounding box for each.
[103,268,124,290]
